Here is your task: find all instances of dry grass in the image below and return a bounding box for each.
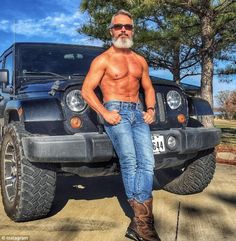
[214,119,236,128]
[214,119,236,146]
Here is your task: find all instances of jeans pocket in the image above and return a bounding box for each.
[105,104,120,112]
[136,110,145,123]
[103,104,121,126]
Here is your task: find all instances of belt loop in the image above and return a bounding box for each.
[137,102,141,111]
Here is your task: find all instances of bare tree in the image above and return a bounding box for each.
[215,90,236,119]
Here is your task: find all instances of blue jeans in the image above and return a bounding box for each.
[104,101,155,203]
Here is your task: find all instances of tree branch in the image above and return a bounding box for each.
[180,72,201,81]
[180,59,200,70]
[214,0,235,14]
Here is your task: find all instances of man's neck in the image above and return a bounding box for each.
[111,45,131,54]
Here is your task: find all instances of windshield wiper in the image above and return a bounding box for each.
[72,73,85,76]
[22,71,65,79]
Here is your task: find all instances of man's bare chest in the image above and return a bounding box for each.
[105,55,143,80]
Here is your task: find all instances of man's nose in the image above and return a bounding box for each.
[121,26,126,31]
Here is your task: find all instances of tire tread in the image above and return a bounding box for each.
[162,149,216,195]
[1,122,56,221]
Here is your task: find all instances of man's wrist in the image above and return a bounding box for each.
[101,108,110,117]
[146,107,155,112]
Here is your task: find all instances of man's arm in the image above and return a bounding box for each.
[81,55,121,125]
[81,56,107,114]
[140,56,156,124]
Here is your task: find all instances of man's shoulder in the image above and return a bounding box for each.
[91,50,111,68]
[132,51,145,61]
[93,50,111,64]
[132,52,148,66]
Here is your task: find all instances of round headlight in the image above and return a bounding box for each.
[66,90,87,112]
[167,90,182,109]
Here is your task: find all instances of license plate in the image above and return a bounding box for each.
[151,134,165,154]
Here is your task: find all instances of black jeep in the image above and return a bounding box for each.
[0,42,221,222]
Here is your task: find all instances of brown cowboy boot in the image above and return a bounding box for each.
[126,200,136,238]
[126,198,161,241]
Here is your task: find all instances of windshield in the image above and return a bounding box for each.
[17,44,103,78]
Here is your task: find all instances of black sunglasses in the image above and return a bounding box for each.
[110,24,134,31]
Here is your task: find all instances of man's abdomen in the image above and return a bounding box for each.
[101,76,140,103]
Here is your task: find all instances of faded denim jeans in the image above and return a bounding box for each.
[104,101,155,203]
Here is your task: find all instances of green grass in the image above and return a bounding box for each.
[214,119,236,146]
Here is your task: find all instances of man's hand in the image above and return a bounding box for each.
[143,109,155,124]
[103,110,122,125]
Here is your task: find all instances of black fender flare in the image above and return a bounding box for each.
[4,98,64,125]
[188,97,213,116]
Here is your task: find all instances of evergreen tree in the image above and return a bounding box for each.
[79,0,201,84]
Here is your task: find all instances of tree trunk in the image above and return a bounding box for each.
[200,8,214,127]
[173,45,181,84]
[201,51,214,127]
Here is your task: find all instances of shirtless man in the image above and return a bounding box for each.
[81,10,161,241]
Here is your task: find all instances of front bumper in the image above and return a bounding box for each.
[22,133,115,163]
[156,127,221,154]
[22,127,221,163]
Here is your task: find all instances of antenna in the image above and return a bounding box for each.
[14,19,16,43]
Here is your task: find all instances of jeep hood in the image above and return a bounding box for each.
[18,78,84,93]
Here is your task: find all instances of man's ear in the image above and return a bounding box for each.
[109,29,113,36]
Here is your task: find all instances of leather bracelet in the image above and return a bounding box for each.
[147,107,155,112]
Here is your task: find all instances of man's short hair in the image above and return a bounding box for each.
[109,9,134,28]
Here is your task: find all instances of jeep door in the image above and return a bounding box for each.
[0,48,14,123]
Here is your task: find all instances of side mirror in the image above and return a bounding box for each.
[0,69,9,83]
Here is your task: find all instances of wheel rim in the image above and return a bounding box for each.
[3,141,17,202]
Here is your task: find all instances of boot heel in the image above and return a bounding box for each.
[125,228,139,240]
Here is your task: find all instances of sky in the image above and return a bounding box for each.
[0,0,235,106]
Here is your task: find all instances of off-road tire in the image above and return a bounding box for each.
[0,122,57,221]
[154,149,216,195]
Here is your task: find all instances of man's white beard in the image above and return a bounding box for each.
[112,36,133,49]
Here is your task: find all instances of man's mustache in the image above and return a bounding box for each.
[118,33,129,37]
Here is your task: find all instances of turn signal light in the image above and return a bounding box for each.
[70,117,82,128]
[177,114,186,124]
